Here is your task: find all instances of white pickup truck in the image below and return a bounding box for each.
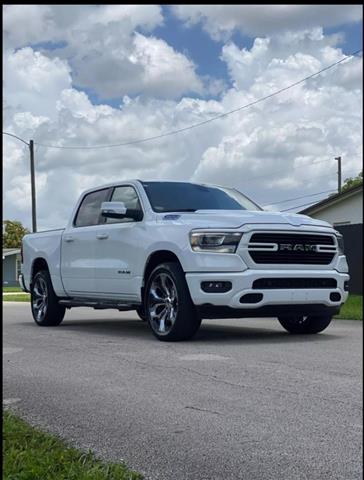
[20,180,349,341]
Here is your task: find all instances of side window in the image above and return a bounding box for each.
[106,186,143,223]
[74,188,110,227]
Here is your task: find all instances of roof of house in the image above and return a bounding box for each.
[3,248,21,258]
[299,184,363,216]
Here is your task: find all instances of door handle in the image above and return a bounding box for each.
[96,233,109,240]
[64,235,74,242]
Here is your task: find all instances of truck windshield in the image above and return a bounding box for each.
[141,182,262,213]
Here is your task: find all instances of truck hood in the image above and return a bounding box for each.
[162,210,333,230]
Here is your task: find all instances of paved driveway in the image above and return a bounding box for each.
[3,302,362,480]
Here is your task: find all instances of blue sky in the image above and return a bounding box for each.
[325,20,363,54]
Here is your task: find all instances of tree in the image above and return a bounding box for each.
[342,170,363,193]
[2,220,30,248]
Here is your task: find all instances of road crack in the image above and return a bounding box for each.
[184,405,222,415]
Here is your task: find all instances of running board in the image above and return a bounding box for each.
[58,299,139,311]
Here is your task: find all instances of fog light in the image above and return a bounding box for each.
[344,281,349,291]
[330,292,341,302]
[240,293,263,304]
[201,281,232,293]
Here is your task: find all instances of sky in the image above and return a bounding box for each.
[3,4,363,230]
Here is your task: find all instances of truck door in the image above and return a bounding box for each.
[61,187,111,295]
[93,185,145,301]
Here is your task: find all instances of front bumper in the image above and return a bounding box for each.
[185,269,349,312]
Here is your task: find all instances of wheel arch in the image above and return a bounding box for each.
[31,257,49,282]
[143,250,184,282]
[141,250,185,300]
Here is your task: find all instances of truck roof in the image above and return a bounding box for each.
[79,179,224,195]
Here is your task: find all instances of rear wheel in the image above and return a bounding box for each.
[145,262,201,341]
[278,315,332,334]
[31,270,65,326]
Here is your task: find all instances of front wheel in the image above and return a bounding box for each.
[278,315,332,334]
[144,262,201,341]
[31,270,65,326]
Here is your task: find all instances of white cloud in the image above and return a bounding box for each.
[221,30,363,93]
[71,31,203,99]
[57,89,114,122]
[3,5,58,48]
[171,5,362,40]
[4,47,71,119]
[3,5,202,101]
[3,5,162,49]
[132,33,203,97]
[88,4,163,31]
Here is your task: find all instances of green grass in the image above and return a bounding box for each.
[3,286,22,292]
[3,410,142,480]
[335,294,363,320]
[3,293,30,302]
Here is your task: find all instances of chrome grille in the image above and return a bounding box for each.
[248,232,336,265]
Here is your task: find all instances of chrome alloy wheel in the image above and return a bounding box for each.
[32,276,48,323]
[147,272,178,335]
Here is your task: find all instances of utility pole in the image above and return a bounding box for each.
[29,140,37,232]
[335,156,342,194]
[3,132,37,232]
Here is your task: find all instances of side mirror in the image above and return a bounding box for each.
[101,201,127,218]
[101,201,143,221]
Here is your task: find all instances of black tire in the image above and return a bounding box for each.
[136,305,146,321]
[31,270,65,326]
[144,262,201,341]
[278,315,332,334]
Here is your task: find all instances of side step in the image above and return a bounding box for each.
[58,299,139,311]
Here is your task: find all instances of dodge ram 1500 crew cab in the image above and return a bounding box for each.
[20,180,349,341]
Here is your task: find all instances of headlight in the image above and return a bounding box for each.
[190,231,242,253]
[335,232,345,254]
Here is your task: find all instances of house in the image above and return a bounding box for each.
[3,248,21,287]
[300,184,363,294]
[299,184,363,226]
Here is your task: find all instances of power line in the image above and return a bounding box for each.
[2,131,29,146]
[280,197,331,212]
[263,189,335,207]
[244,171,335,198]
[2,129,347,187]
[33,48,362,150]
[2,128,343,188]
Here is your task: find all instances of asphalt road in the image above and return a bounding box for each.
[3,302,362,480]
